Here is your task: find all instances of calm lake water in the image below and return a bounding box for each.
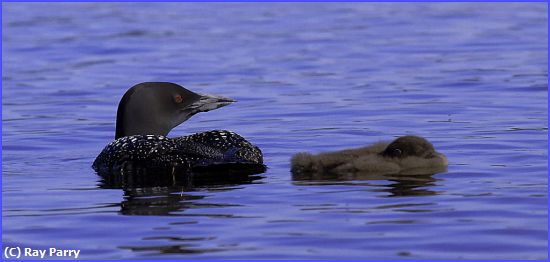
[2,2,548,260]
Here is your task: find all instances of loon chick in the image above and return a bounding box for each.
[93,82,264,175]
[291,136,447,175]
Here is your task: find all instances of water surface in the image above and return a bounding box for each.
[2,3,548,259]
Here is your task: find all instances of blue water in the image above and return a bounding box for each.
[2,2,548,259]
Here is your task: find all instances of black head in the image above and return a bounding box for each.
[380,136,437,159]
[115,82,235,139]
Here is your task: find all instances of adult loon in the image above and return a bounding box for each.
[93,82,264,175]
[291,135,447,175]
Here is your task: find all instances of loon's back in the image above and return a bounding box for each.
[93,130,264,174]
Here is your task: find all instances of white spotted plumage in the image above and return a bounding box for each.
[93,130,263,173]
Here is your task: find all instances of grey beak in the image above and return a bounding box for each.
[188,93,236,114]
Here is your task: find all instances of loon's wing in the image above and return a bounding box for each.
[173,130,264,167]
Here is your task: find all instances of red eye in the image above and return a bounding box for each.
[174,95,183,103]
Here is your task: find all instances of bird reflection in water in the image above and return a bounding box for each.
[292,167,446,197]
[98,167,265,216]
[96,168,264,256]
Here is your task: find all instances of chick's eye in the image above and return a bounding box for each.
[393,148,402,156]
[174,95,183,103]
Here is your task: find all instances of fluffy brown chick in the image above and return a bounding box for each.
[291,135,447,175]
